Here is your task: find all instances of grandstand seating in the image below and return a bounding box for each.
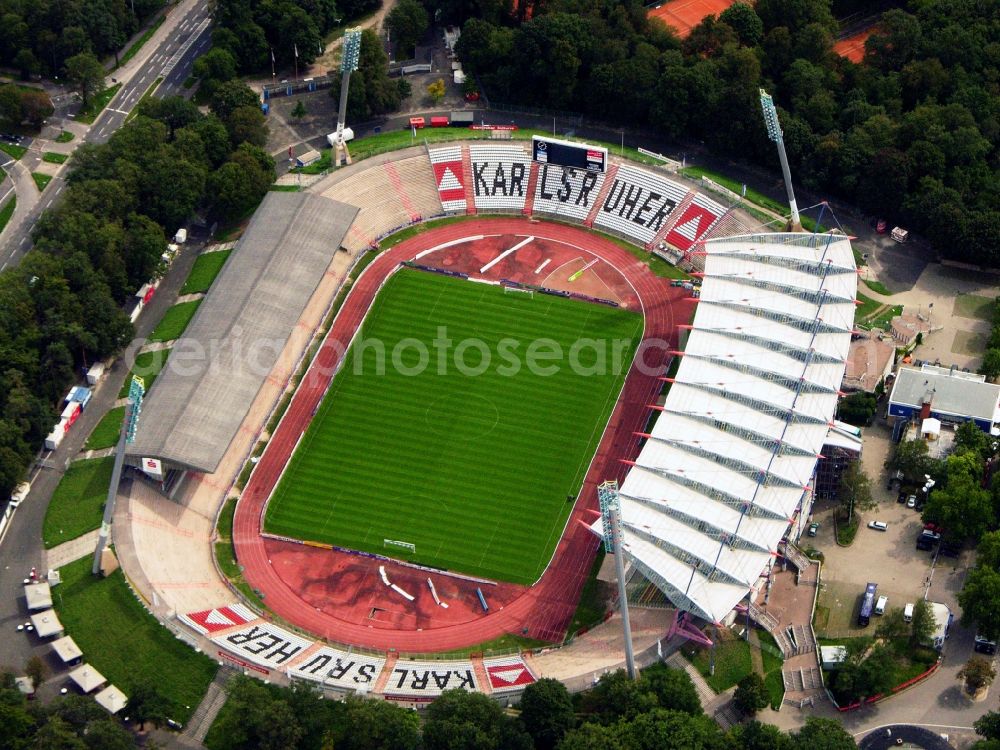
[384,159,443,223]
[179,603,256,635]
[291,646,387,690]
[382,659,479,697]
[428,146,467,213]
[664,192,726,252]
[212,621,314,669]
[594,165,688,245]
[469,144,531,213]
[532,164,607,222]
[324,154,441,252]
[482,656,537,693]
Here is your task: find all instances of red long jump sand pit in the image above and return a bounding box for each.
[648,0,739,38]
[233,218,691,652]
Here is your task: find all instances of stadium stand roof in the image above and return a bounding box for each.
[126,193,359,474]
[592,232,856,623]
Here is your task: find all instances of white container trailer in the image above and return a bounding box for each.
[45,422,65,451]
[86,362,105,386]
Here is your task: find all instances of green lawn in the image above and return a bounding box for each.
[148,299,202,342]
[568,549,610,636]
[865,304,903,332]
[683,633,753,693]
[42,151,68,164]
[55,130,75,143]
[854,292,880,322]
[119,348,172,397]
[53,557,217,724]
[180,250,232,295]
[264,268,643,584]
[76,83,122,124]
[679,165,787,218]
[862,279,892,296]
[757,630,785,709]
[118,15,165,68]
[0,141,27,159]
[84,406,126,451]
[31,172,51,191]
[42,457,114,548]
[954,294,995,321]
[0,195,15,233]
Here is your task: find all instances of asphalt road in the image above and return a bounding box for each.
[0,0,213,271]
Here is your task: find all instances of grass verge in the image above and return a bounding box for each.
[0,194,15,233]
[84,406,126,451]
[42,457,114,548]
[682,631,753,693]
[53,557,217,724]
[0,142,27,159]
[180,249,232,295]
[835,510,859,546]
[148,299,202,342]
[31,172,52,191]
[42,152,68,164]
[55,131,74,143]
[75,83,122,125]
[118,16,165,69]
[119,348,172,397]
[862,279,892,296]
[567,548,610,637]
[126,77,163,122]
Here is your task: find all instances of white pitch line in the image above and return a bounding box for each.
[480,235,533,274]
[534,258,551,275]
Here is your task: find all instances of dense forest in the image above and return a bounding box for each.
[447,0,999,266]
[0,84,274,500]
[201,669,858,750]
[0,0,166,76]
[210,0,382,73]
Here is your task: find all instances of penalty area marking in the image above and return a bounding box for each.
[480,236,534,274]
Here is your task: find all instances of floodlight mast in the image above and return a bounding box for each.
[93,376,145,575]
[759,89,801,230]
[334,28,362,167]
[599,480,636,680]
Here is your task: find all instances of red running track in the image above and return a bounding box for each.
[233,218,691,651]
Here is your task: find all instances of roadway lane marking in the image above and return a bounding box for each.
[109,108,129,115]
[1,262,6,271]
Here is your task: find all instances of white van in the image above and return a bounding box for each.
[174,228,187,244]
[875,595,888,616]
[903,602,914,622]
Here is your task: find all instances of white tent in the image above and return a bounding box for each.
[592,232,856,624]
[95,684,128,714]
[51,635,83,665]
[68,664,106,694]
[30,609,64,639]
[24,582,52,612]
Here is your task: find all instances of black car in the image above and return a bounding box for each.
[897,491,907,504]
[975,635,998,655]
[939,541,961,558]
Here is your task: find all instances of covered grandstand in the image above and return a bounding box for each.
[592,232,856,624]
[125,192,359,475]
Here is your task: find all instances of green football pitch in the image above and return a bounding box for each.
[263,269,643,584]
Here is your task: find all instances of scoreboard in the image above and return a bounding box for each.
[532,136,607,173]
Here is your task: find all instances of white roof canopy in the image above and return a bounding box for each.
[51,635,83,664]
[24,582,52,611]
[30,608,64,639]
[95,684,128,714]
[593,232,855,623]
[68,664,107,693]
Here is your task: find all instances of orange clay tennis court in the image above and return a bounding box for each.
[647,0,738,38]
[834,29,873,63]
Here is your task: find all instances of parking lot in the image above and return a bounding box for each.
[809,420,969,638]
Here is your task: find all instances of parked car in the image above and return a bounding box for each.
[897,491,908,504]
[868,521,888,531]
[906,495,917,508]
[975,635,998,655]
[807,522,819,537]
[939,541,962,558]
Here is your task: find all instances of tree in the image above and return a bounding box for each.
[718,2,764,46]
[910,599,938,647]
[24,654,47,689]
[192,47,238,96]
[423,689,532,750]
[728,720,793,750]
[427,78,446,104]
[210,80,261,121]
[790,717,857,750]
[386,0,430,59]
[959,656,996,695]
[577,670,657,724]
[839,460,875,524]
[837,391,877,426]
[82,720,136,750]
[892,439,934,484]
[126,680,169,731]
[65,51,106,107]
[734,672,769,716]
[875,607,909,641]
[291,100,307,120]
[975,711,1000,741]
[981,349,1000,381]
[336,696,421,750]
[20,89,54,130]
[960,566,1000,640]
[224,105,267,148]
[13,49,38,81]
[640,663,701,715]
[618,708,723,750]
[0,85,22,127]
[519,678,575,750]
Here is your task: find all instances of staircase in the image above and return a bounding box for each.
[781,543,813,573]
[471,655,491,694]
[461,145,476,215]
[666,653,716,709]
[383,163,420,222]
[781,666,823,693]
[583,164,618,227]
[522,162,539,216]
[372,652,398,694]
[181,669,232,745]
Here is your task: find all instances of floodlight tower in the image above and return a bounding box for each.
[334,28,362,167]
[599,480,636,680]
[92,376,144,575]
[759,89,801,230]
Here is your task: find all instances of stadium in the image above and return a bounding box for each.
[116,135,856,700]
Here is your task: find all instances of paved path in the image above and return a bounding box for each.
[45,530,101,570]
